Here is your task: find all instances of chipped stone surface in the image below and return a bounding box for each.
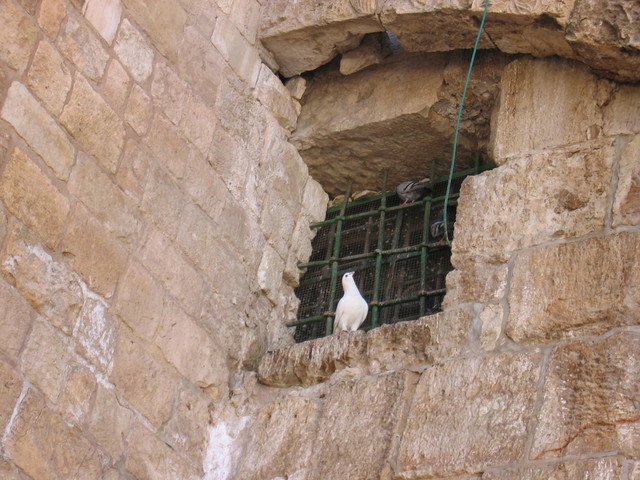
[531,331,640,459]
[604,84,640,136]
[86,383,134,460]
[211,16,261,86]
[0,280,34,363]
[254,63,297,131]
[443,264,508,307]
[483,457,625,479]
[38,0,66,38]
[101,59,130,111]
[114,18,154,83]
[508,232,640,343]
[0,359,22,432]
[57,9,109,81]
[26,41,73,116]
[59,365,96,424]
[257,243,285,305]
[74,294,117,374]
[612,135,640,228]
[82,0,122,44]
[125,84,153,136]
[396,351,542,478]
[0,0,39,73]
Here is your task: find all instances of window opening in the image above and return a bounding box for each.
[291,159,493,343]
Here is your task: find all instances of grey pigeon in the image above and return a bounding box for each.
[333,272,368,333]
[430,207,456,242]
[395,180,431,206]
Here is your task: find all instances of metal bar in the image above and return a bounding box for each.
[371,170,388,328]
[420,199,432,317]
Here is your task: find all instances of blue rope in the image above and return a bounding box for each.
[443,0,490,245]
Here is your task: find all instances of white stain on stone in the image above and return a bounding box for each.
[0,382,29,456]
[203,416,250,480]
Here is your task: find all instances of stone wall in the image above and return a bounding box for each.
[0,0,327,478]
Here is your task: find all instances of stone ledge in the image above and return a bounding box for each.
[257,307,473,387]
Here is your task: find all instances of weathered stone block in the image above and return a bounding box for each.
[87,384,134,460]
[7,389,101,480]
[0,0,39,73]
[82,0,122,44]
[1,83,75,181]
[115,261,164,341]
[116,139,151,200]
[0,459,31,480]
[423,307,473,363]
[141,161,187,238]
[613,135,640,228]
[312,372,411,480]
[532,331,640,459]
[2,224,83,334]
[111,326,178,428]
[257,244,285,305]
[603,84,640,136]
[126,422,201,480]
[211,15,261,86]
[443,264,508,307]
[0,280,34,363]
[114,18,154,83]
[235,395,323,480]
[57,9,109,81]
[483,457,624,480]
[366,318,431,374]
[453,140,613,267]
[396,351,542,478]
[38,0,67,38]
[0,359,22,433]
[492,57,608,161]
[181,148,227,220]
[59,365,96,424]
[26,41,73,116]
[144,112,199,179]
[180,93,216,155]
[508,232,640,343]
[228,0,262,43]
[151,59,190,125]
[254,64,297,131]
[141,228,203,316]
[479,304,505,352]
[125,84,153,136]
[68,153,142,247]
[101,59,130,111]
[60,75,125,173]
[61,203,128,297]
[74,294,117,374]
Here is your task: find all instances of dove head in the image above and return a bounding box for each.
[341,271,357,290]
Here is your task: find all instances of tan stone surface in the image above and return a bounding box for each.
[38,0,67,39]
[492,57,608,161]
[366,318,431,373]
[111,326,177,427]
[0,359,22,432]
[74,294,117,374]
[604,84,640,136]
[453,140,613,266]
[531,331,640,459]
[87,384,134,460]
[2,225,83,334]
[141,228,203,316]
[0,0,39,73]
[141,161,187,238]
[211,16,261,86]
[254,64,297,132]
[479,304,505,351]
[115,261,164,341]
[235,394,323,480]
[82,0,122,44]
[443,264,508,307]
[0,459,31,480]
[1,83,75,181]
[396,351,542,478]
[312,372,411,480]
[144,112,199,179]
[8,389,101,480]
[57,9,109,81]
[150,60,189,125]
[181,141,228,220]
[613,135,640,228]
[21,317,74,403]
[483,457,624,480]
[60,75,125,173]
[114,18,154,83]
[27,41,73,116]
[0,280,33,363]
[257,243,285,305]
[61,204,128,297]
[102,59,130,111]
[508,232,640,343]
[59,365,96,424]
[180,93,216,155]
[116,139,151,200]
[125,84,153,136]
[423,307,473,363]
[126,422,201,480]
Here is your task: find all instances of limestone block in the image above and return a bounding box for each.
[492,57,608,161]
[365,318,431,373]
[0,0,39,73]
[285,76,307,100]
[182,153,227,222]
[0,359,22,433]
[0,280,34,363]
[117,140,151,200]
[257,243,285,305]
[423,307,473,363]
[111,326,177,428]
[38,0,67,39]
[120,0,187,61]
[181,93,216,155]
[258,331,368,387]
[141,161,187,238]
[26,41,73,116]
[235,395,323,480]
[21,317,75,403]
[0,459,31,480]
[86,384,134,460]
[144,112,200,179]
[312,372,411,480]
[212,16,262,86]
[141,229,203,316]
[176,202,225,273]
[219,196,264,268]
[101,59,130,111]
[443,264,508,307]
[115,261,164,341]
[59,365,96,424]
[507,232,640,343]
[82,0,122,44]
[125,84,153,136]
[260,189,300,261]
[7,389,101,480]
[57,9,109,81]
[60,75,125,173]
[479,304,505,351]
[254,64,297,131]
[150,61,189,125]
[155,301,229,396]
[126,422,202,480]
[340,33,393,75]
[229,0,262,44]
[2,224,82,334]
[453,140,613,267]
[604,84,640,136]
[396,351,542,478]
[164,384,214,464]
[483,457,624,480]
[613,135,640,228]
[531,331,640,459]
[61,204,128,297]
[114,18,154,83]
[69,153,142,247]
[1,83,75,181]
[74,294,117,374]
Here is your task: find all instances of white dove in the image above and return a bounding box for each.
[333,271,369,333]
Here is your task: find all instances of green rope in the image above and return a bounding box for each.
[443,0,490,245]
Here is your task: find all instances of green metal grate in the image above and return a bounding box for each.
[291,163,493,343]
